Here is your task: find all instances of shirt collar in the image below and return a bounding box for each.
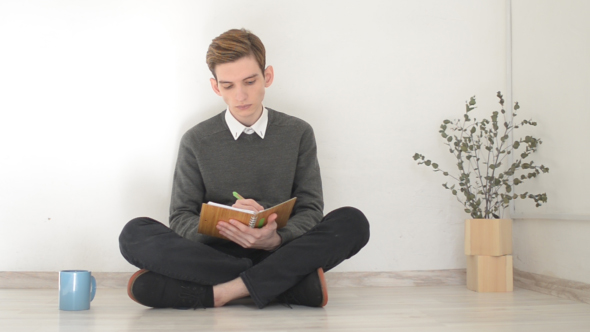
[225,106,268,140]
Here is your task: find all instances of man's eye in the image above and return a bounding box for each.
[246,81,255,85]
[222,85,233,89]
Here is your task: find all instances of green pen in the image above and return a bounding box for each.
[233,191,245,200]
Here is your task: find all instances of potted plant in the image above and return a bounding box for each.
[413,92,549,292]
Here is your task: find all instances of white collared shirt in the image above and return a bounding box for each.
[225,106,268,140]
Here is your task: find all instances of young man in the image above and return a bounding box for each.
[119,28,370,309]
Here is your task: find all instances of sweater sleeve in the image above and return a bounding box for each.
[276,123,324,244]
[168,130,209,242]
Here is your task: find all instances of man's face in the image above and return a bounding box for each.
[210,55,274,127]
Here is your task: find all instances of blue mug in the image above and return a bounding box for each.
[59,270,96,311]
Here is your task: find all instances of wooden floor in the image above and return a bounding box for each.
[2,286,590,331]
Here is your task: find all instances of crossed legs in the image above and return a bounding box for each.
[119,207,370,308]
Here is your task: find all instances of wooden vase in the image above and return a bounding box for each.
[465,219,513,292]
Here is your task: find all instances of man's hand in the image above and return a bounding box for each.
[216,213,281,250]
[232,199,264,213]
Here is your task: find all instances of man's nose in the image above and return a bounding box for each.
[236,87,247,101]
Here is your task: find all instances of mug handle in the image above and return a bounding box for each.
[90,276,97,302]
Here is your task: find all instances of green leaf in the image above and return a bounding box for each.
[432,163,438,169]
[491,111,498,122]
[425,160,431,166]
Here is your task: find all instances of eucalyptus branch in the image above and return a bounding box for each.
[413,92,550,219]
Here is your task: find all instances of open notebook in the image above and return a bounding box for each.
[197,197,297,239]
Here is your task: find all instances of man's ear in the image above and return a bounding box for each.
[264,66,274,88]
[210,78,222,96]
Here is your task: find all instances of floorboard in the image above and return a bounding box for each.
[2,286,590,331]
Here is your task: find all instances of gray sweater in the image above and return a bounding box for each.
[169,108,324,245]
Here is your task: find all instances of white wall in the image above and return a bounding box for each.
[0,0,506,272]
[511,0,590,284]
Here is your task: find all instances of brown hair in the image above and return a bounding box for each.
[206,28,266,79]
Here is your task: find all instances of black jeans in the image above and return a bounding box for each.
[119,206,370,308]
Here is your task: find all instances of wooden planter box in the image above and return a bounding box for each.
[465,219,513,292]
[466,255,514,292]
[465,219,512,256]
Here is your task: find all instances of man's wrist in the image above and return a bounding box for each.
[267,233,282,251]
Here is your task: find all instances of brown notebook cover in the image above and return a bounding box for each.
[197,197,297,239]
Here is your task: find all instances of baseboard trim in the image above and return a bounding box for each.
[325,269,466,287]
[514,269,590,305]
[0,269,467,289]
[0,272,133,289]
[4,269,589,305]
